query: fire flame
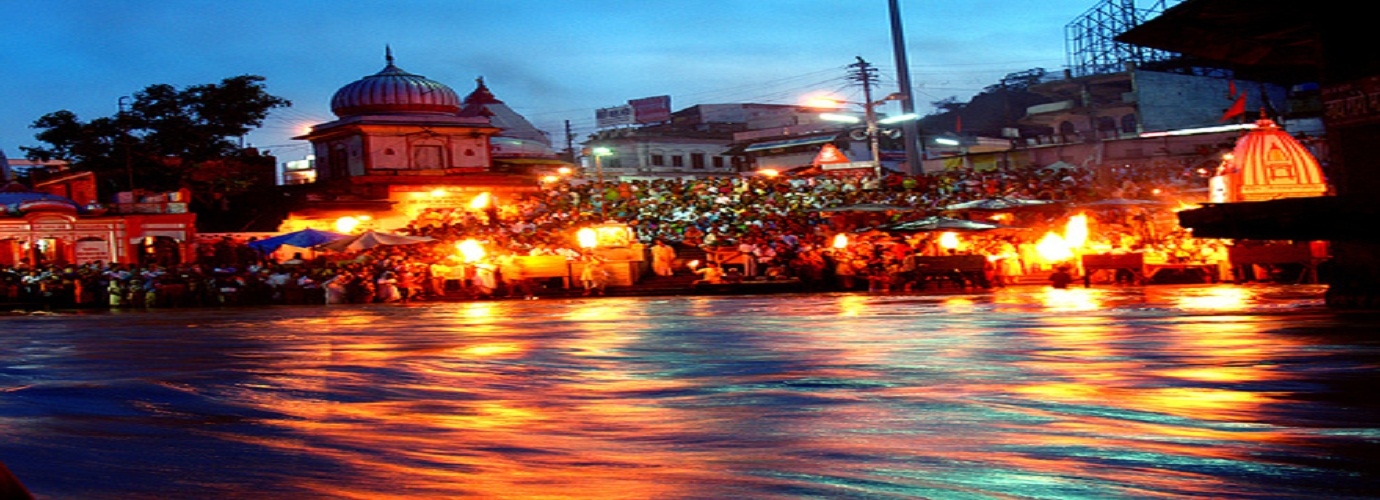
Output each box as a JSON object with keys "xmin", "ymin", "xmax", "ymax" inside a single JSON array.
[
  {"xmin": 456, "ymin": 239, "xmax": 485, "ymax": 263},
  {"xmin": 832, "ymin": 234, "xmax": 849, "ymax": 249},
  {"xmin": 469, "ymin": 192, "xmax": 491, "ymax": 210},
  {"xmin": 1035, "ymin": 231, "xmax": 1074, "ymax": 263},
  {"xmin": 576, "ymin": 227, "xmax": 598, "ymax": 249},
  {"xmin": 1064, "ymin": 213, "xmax": 1089, "ymax": 249}
]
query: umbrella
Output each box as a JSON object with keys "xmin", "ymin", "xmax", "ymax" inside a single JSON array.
[
  {"xmin": 818, "ymin": 203, "xmax": 917, "ymax": 213},
  {"xmin": 1077, "ymin": 198, "xmax": 1172, "ymax": 208},
  {"xmin": 870, "ymin": 216, "xmax": 1012, "ymax": 233},
  {"xmin": 943, "ymin": 197, "xmax": 1061, "ymax": 212},
  {"xmin": 247, "ymin": 228, "xmax": 351, "ymax": 253},
  {"xmin": 318, "ymin": 230, "xmax": 434, "ymax": 252}
]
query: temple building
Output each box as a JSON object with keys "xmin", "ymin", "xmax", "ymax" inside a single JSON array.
[
  {"xmin": 1211, "ymin": 117, "xmax": 1329, "ymax": 203},
  {"xmin": 285, "ymin": 49, "xmax": 562, "ymax": 232}
]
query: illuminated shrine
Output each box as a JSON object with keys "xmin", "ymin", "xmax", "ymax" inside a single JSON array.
[
  {"xmin": 1211, "ymin": 118, "xmax": 1329, "ymax": 203},
  {"xmin": 284, "ymin": 49, "xmax": 566, "ymax": 232}
]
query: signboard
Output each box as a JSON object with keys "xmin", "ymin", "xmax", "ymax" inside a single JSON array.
[
  {"xmin": 629, "ymin": 95, "xmax": 671, "ymax": 124},
  {"xmin": 74, "ymin": 239, "xmax": 111, "ymax": 264},
  {"xmin": 1323, "ymin": 75, "xmax": 1380, "ymax": 127},
  {"xmin": 596, "ymin": 105, "xmax": 634, "ymax": 128},
  {"xmin": 821, "ymin": 161, "xmax": 879, "ymax": 171},
  {"xmin": 597, "ymin": 95, "xmax": 673, "ymax": 128}
]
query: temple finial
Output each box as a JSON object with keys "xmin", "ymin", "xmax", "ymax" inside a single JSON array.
[{"xmin": 385, "ymin": 45, "xmax": 394, "ymax": 66}]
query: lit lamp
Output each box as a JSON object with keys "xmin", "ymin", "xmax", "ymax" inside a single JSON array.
[
  {"xmin": 335, "ymin": 216, "xmax": 362, "ymax": 233},
  {"xmin": 939, "ymin": 232, "xmax": 960, "ymax": 252},
  {"xmin": 576, "ymin": 227, "xmax": 598, "ymax": 252},
  {"xmin": 456, "ymin": 239, "xmax": 485, "ymax": 263},
  {"xmin": 832, "ymin": 233, "xmax": 849, "ymax": 250},
  {"xmin": 808, "ymin": 89, "xmax": 915, "ymax": 178}
]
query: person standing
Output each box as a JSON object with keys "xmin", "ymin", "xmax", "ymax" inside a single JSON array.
[
  {"xmin": 580, "ymin": 257, "xmax": 609, "ymax": 296},
  {"xmin": 650, "ymin": 240, "xmax": 677, "ymax": 277}
]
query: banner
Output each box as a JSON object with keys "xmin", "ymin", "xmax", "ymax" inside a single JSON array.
[
  {"xmin": 596, "ymin": 105, "xmax": 634, "ymax": 128},
  {"xmin": 629, "ymin": 95, "xmax": 671, "ymax": 124}
]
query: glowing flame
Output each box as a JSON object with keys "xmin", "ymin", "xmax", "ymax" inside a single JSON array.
[
  {"xmin": 687, "ymin": 259, "xmax": 699, "ymax": 269},
  {"xmin": 470, "ymin": 192, "xmax": 491, "ymax": 209},
  {"xmin": 334, "ymin": 216, "xmax": 361, "ymax": 233},
  {"xmin": 456, "ymin": 239, "xmax": 485, "ymax": 263},
  {"xmin": 1065, "ymin": 213, "xmax": 1089, "ymax": 249},
  {"xmin": 759, "ymin": 168, "xmax": 779, "ymax": 177},
  {"xmin": 576, "ymin": 227, "xmax": 598, "ymax": 249},
  {"xmin": 430, "ymin": 188, "xmax": 447, "ymax": 198},
  {"xmin": 939, "ymin": 232, "xmax": 959, "ymax": 250},
  {"xmin": 1035, "ymin": 231, "xmax": 1074, "ymax": 263},
  {"xmin": 832, "ymin": 234, "xmax": 849, "ymax": 249}
]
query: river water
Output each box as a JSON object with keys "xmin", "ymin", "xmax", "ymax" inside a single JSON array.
[{"xmin": 3, "ymin": 284, "xmax": 1379, "ymax": 499}]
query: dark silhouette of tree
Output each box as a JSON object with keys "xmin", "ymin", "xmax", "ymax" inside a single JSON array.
[{"xmin": 22, "ymin": 75, "xmax": 290, "ymax": 214}]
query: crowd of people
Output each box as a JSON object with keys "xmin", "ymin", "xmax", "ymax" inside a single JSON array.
[{"xmin": 4, "ymin": 158, "xmax": 1252, "ymax": 310}]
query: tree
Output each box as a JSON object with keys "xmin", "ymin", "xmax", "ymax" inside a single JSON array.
[{"xmin": 22, "ymin": 75, "xmax": 290, "ymax": 207}]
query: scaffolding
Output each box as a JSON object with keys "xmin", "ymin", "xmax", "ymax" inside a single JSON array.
[{"xmin": 1065, "ymin": 0, "xmax": 1181, "ymax": 78}]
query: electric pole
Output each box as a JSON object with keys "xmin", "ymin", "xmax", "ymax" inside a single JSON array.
[
  {"xmin": 889, "ymin": 0, "xmax": 923, "ymax": 175},
  {"xmin": 849, "ymin": 57, "xmax": 883, "ymax": 178}
]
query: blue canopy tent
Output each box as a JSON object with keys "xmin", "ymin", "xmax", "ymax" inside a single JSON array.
[{"xmin": 247, "ymin": 228, "xmax": 351, "ymax": 254}]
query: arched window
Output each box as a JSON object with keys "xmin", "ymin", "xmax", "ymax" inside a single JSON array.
[
  {"xmin": 1058, "ymin": 121, "xmax": 1077, "ymax": 137},
  {"xmin": 328, "ymin": 145, "xmax": 349, "ymax": 179},
  {"xmin": 412, "ymin": 145, "xmax": 445, "ymax": 169},
  {"xmin": 1121, "ymin": 114, "xmax": 1137, "ymax": 134}
]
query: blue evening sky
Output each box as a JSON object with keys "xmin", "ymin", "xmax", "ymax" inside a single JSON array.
[{"xmin": 2, "ymin": 0, "xmax": 1099, "ymax": 161}]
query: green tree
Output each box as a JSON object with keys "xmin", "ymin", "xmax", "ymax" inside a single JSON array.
[{"xmin": 22, "ymin": 75, "xmax": 290, "ymax": 207}]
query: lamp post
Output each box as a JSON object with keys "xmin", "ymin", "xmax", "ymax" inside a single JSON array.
[
  {"xmin": 118, "ymin": 96, "xmax": 134, "ymax": 193},
  {"xmin": 814, "ymin": 97, "xmax": 916, "ymax": 179},
  {"xmin": 590, "ymin": 147, "xmax": 613, "ymax": 220}
]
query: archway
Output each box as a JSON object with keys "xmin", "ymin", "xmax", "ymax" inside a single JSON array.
[
  {"xmin": 138, "ymin": 236, "xmax": 182, "ymax": 268},
  {"xmin": 31, "ymin": 238, "xmax": 72, "ymax": 267},
  {"xmin": 0, "ymin": 239, "xmax": 21, "ymax": 267}
]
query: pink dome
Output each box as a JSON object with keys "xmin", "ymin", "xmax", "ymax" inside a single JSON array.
[{"xmin": 330, "ymin": 50, "xmax": 460, "ymax": 118}]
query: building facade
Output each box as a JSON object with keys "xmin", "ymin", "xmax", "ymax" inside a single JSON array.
[{"xmin": 287, "ymin": 50, "xmax": 551, "ymax": 231}]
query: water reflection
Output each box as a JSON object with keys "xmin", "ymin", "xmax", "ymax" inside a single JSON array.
[{"xmin": 2, "ymin": 284, "xmax": 1377, "ymax": 498}]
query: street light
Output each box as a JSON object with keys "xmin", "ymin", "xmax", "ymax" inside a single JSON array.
[
  {"xmin": 812, "ymin": 95, "xmax": 915, "ymax": 179},
  {"xmin": 590, "ymin": 146, "xmax": 613, "ymax": 219}
]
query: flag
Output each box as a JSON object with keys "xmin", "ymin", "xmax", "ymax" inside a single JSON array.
[
  {"xmin": 1221, "ymin": 91, "xmax": 1247, "ymax": 122},
  {"xmin": 1227, "ymin": 80, "xmax": 1237, "ymax": 100},
  {"xmin": 955, "ymin": 114, "xmax": 963, "ymax": 133}
]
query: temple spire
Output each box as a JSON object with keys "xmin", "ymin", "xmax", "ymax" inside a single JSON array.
[{"xmin": 385, "ymin": 45, "xmax": 394, "ymax": 66}]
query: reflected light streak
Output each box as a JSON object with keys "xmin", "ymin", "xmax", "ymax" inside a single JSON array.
[
  {"xmin": 462, "ymin": 302, "xmax": 495, "ymax": 319},
  {"xmin": 1176, "ymin": 287, "xmax": 1250, "ymax": 310},
  {"xmin": 836, "ymin": 295, "xmax": 868, "ymax": 316},
  {"xmin": 1039, "ymin": 287, "xmax": 1101, "ymax": 311},
  {"xmin": 461, "ymin": 343, "xmax": 523, "ymax": 357}
]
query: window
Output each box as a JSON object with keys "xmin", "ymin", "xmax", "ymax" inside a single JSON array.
[
  {"xmin": 671, "ymin": 155, "xmax": 684, "ymax": 168},
  {"xmin": 329, "ymin": 145, "xmax": 349, "ymax": 179},
  {"xmin": 712, "ymin": 156, "xmax": 725, "ymax": 168},
  {"xmin": 691, "ymin": 153, "xmax": 706, "ymax": 169},
  {"xmin": 651, "ymin": 154, "xmax": 665, "ymax": 166},
  {"xmin": 413, "ymin": 145, "xmax": 444, "ymax": 169},
  {"xmin": 1121, "ymin": 114, "xmax": 1137, "ymax": 134}
]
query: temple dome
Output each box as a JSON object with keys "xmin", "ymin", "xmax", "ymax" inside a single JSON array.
[{"xmin": 330, "ymin": 49, "xmax": 461, "ymax": 118}]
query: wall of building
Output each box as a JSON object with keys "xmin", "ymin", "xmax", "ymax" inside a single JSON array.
[{"xmin": 1136, "ymin": 70, "xmax": 1289, "ymax": 132}]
